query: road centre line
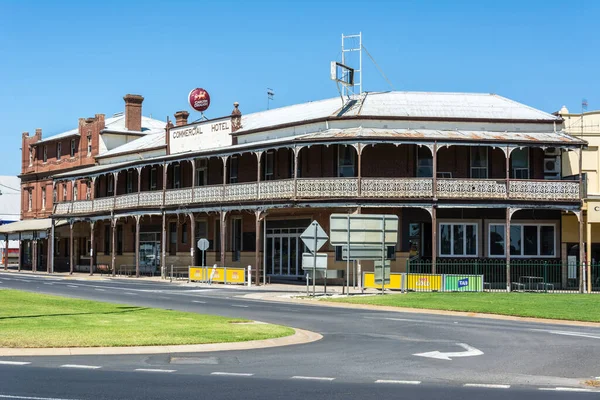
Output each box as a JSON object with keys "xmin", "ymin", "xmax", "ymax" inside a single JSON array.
[
  {"xmin": 463, "ymin": 384, "xmax": 510, "ymax": 389},
  {"xmin": 124, "ymin": 292, "xmax": 137, "ymax": 296},
  {"xmin": 375, "ymin": 380, "xmax": 421, "ymax": 385},
  {"xmin": 134, "ymin": 368, "xmax": 176, "ymax": 373},
  {"xmin": 530, "ymin": 329, "xmax": 600, "ymax": 340},
  {"xmin": 538, "ymin": 387, "xmax": 593, "ymax": 392},
  {"xmin": 231, "ymin": 305, "xmax": 249, "ymax": 308},
  {"xmin": 211, "ymin": 372, "xmax": 254, "ymax": 376},
  {"xmin": 66, "ymin": 285, "xmax": 78, "ymax": 288},
  {"xmin": 0, "ymin": 394, "xmax": 80, "ymax": 400},
  {"xmin": 94, "ymin": 288, "xmax": 105, "ymax": 291},
  {"xmin": 291, "ymin": 376, "xmax": 335, "ymax": 381},
  {"xmin": 60, "ymin": 364, "xmax": 101, "ymax": 369},
  {"xmin": 0, "ymin": 361, "xmax": 31, "ymax": 366},
  {"xmin": 192, "ymin": 300, "xmax": 206, "ymax": 304}
]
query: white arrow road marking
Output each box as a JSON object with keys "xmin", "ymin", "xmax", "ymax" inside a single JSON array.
[{"xmin": 413, "ymin": 343, "xmax": 483, "ymax": 361}]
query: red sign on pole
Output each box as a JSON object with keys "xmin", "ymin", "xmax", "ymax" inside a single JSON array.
[{"xmin": 188, "ymin": 88, "xmax": 211, "ymax": 112}]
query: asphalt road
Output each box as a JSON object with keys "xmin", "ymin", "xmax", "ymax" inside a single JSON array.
[{"xmin": 1, "ymin": 272, "xmax": 599, "ymax": 400}]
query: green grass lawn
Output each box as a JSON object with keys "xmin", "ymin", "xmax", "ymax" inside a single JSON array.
[
  {"xmin": 324, "ymin": 292, "xmax": 600, "ymax": 322},
  {"xmin": 0, "ymin": 289, "xmax": 293, "ymax": 348}
]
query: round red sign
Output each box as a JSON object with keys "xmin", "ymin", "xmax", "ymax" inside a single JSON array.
[{"xmin": 188, "ymin": 88, "xmax": 211, "ymax": 112}]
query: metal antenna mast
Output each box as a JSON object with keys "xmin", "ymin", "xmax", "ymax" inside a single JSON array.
[
  {"xmin": 341, "ymin": 32, "xmax": 362, "ymax": 97},
  {"xmin": 267, "ymin": 88, "xmax": 275, "ymax": 110}
]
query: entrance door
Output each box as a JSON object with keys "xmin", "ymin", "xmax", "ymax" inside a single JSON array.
[
  {"xmin": 139, "ymin": 232, "xmax": 161, "ymax": 273},
  {"xmin": 266, "ymin": 226, "xmax": 306, "ymax": 277}
]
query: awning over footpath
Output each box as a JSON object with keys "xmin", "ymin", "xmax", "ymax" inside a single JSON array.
[{"xmin": 0, "ymin": 219, "xmax": 67, "ymax": 240}]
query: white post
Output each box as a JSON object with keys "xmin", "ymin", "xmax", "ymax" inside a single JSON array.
[{"xmin": 247, "ymin": 265, "xmax": 251, "ymax": 287}]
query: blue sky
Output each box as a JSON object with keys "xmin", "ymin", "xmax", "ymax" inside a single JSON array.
[{"xmin": 1, "ymin": 0, "xmax": 598, "ymax": 176}]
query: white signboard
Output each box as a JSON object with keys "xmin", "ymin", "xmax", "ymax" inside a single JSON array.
[
  {"xmin": 302, "ymin": 253, "xmax": 328, "ymax": 270},
  {"xmin": 169, "ymin": 118, "xmax": 233, "ymax": 155},
  {"xmin": 329, "ymin": 214, "xmax": 398, "ymax": 246},
  {"xmin": 300, "ymin": 221, "xmax": 329, "ymax": 254}
]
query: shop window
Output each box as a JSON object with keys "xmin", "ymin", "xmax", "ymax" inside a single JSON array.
[
  {"xmin": 117, "ymin": 225, "xmax": 123, "ymax": 255},
  {"xmin": 169, "ymin": 222, "xmax": 177, "ymax": 255},
  {"xmin": 231, "ymin": 218, "xmax": 242, "ymax": 262},
  {"xmin": 439, "ymin": 223, "xmax": 477, "ymax": 257},
  {"xmin": 104, "ymin": 225, "xmax": 110, "ymax": 255},
  {"xmin": 488, "ymin": 224, "xmax": 555, "ymax": 257},
  {"xmin": 182, "ymin": 223, "xmax": 188, "ymax": 244}
]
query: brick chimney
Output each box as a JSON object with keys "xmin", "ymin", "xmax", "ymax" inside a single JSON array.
[
  {"xmin": 123, "ymin": 94, "xmax": 144, "ymax": 132},
  {"xmin": 174, "ymin": 111, "xmax": 189, "ymax": 126},
  {"xmin": 231, "ymin": 102, "xmax": 242, "ymax": 132}
]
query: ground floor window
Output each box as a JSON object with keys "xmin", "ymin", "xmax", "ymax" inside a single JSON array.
[
  {"xmin": 439, "ymin": 223, "xmax": 477, "ymax": 257},
  {"xmin": 488, "ymin": 223, "xmax": 555, "ymax": 257}
]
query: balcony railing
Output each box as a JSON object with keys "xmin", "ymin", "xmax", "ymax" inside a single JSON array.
[{"xmin": 53, "ymin": 177, "xmax": 581, "ymax": 215}]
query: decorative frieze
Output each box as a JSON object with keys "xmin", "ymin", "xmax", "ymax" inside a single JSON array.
[
  {"xmin": 437, "ymin": 179, "xmax": 507, "ymax": 199},
  {"xmin": 259, "ymin": 179, "xmax": 294, "ymax": 200},
  {"xmin": 296, "ymin": 178, "xmax": 358, "ymax": 198},
  {"xmin": 361, "ymin": 178, "xmax": 433, "ymax": 198},
  {"xmin": 509, "ymin": 180, "xmax": 579, "ymax": 201}
]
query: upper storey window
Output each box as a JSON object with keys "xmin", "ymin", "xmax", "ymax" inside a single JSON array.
[
  {"xmin": 470, "ymin": 147, "xmax": 488, "ymax": 179},
  {"xmin": 337, "ymin": 145, "xmax": 356, "ymax": 178},
  {"xmin": 87, "ymin": 134, "xmax": 92, "ymax": 155},
  {"xmin": 416, "ymin": 146, "xmax": 433, "ymax": 178},
  {"xmin": 43, "ymin": 146, "xmax": 47, "ymax": 163},
  {"xmin": 511, "ymin": 148, "xmax": 529, "ymax": 179},
  {"xmin": 56, "ymin": 142, "xmax": 62, "ymax": 160},
  {"xmin": 70, "ymin": 139, "xmax": 76, "ymax": 157}
]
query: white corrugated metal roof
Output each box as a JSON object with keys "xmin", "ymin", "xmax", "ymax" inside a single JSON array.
[
  {"xmin": 97, "ymin": 132, "xmax": 166, "ymax": 158},
  {"xmin": 0, "ymin": 176, "xmax": 20, "ymax": 222},
  {"xmin": 237, "ymin": 91, "xmax": 560, "ymax": 133},
  {"xmin": 36, "ymin": 115, "xmax": 166, "ymax": 144}
]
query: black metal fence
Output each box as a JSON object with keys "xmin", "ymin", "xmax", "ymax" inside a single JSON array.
[{"xmin": 406, "ymin": 258, "xmax": 600, "ymax": 293}]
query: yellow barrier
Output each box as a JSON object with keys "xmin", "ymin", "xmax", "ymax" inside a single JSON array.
[
  {"xmin": 363, "ymin": 272, "xmax": 403, "ymax": 290},
  {"xmin": 406, "ymin": 274, "xmax": 442, "ymax": 291},
  {"xmin": 189, "ymin": 266, "xmax": 246, "ymax": 284}
]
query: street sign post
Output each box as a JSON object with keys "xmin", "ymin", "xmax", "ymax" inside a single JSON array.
[
  {"xmin": 330, "ymin": 214, "xmax": 398, "ymax": 295},
  {"xmin": 300, "ymin": 221, "xmax": 329, "ymax": 296},
  {"xmin": 197, "ymin": 238, "xmax": 209, "ymax": 270}
]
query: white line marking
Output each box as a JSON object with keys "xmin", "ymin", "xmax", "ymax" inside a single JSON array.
[
  {"xmin": 124, "ymin": 292, "xmax": 137, "ymax": 296},
  {"xmin": 375, "ymin": 380, "xmax": 421, "ymax": 385},
  {"xmin": 291, "ymin": 376, "xmax": 335, "ymax": 381},
  {"xmin": 464, "ymin": 384, "xmax": 510, "ymax": 389},
  {"xmin": 60, "ymin": 364, "xmax": 101, "ymax": 369},
  {"xmin": 134, "ymin": 368, "xmax": 176, "ymax": 373},
  {"xmin": 231, "ymin": 305, "xmax": 249, "ymax": 308},
  {"xmin": 211, "ymin": 372, "xmax": 254, "ymax": 376},
  {"xmin": 192, "ymin": 300, "xmax": 206, "ymax": 304},
  {"xmin": 531, "ymin": 329, "xmax": 600, "ymax": 340},
  {"xmin": 0, "ymin": 361, "xmax": 31, "ymax": 366},
  {"xmin": 539, "ymin": 387, "xmax": 592, "ymax": 392},
  {"xmin": 94, "ymin": 288, "xmax": 105, "ymax": 292},
  {"xmin": 157, "ymin": 296, "xmax": 171, "ymax": 300},
  {"xmin": 43, "ymin": 283, "xmax": 52, "ymax": 285},
  {"xmin": 66, "ymin": 285, "xmax": 78, "ymax": 288},
  {"xmin": 0, "ymin": 395, "xmax": 80, "ymax": 400}
]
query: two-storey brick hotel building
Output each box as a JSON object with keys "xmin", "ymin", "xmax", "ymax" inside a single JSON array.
[{"xmin": 3, "ymin": 91, "xmax": 588, "ymax": 290}]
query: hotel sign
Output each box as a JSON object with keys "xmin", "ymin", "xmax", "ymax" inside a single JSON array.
[{"xmin": 169, "ymin": 118, "xmax": 232, "ymax": 154}]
